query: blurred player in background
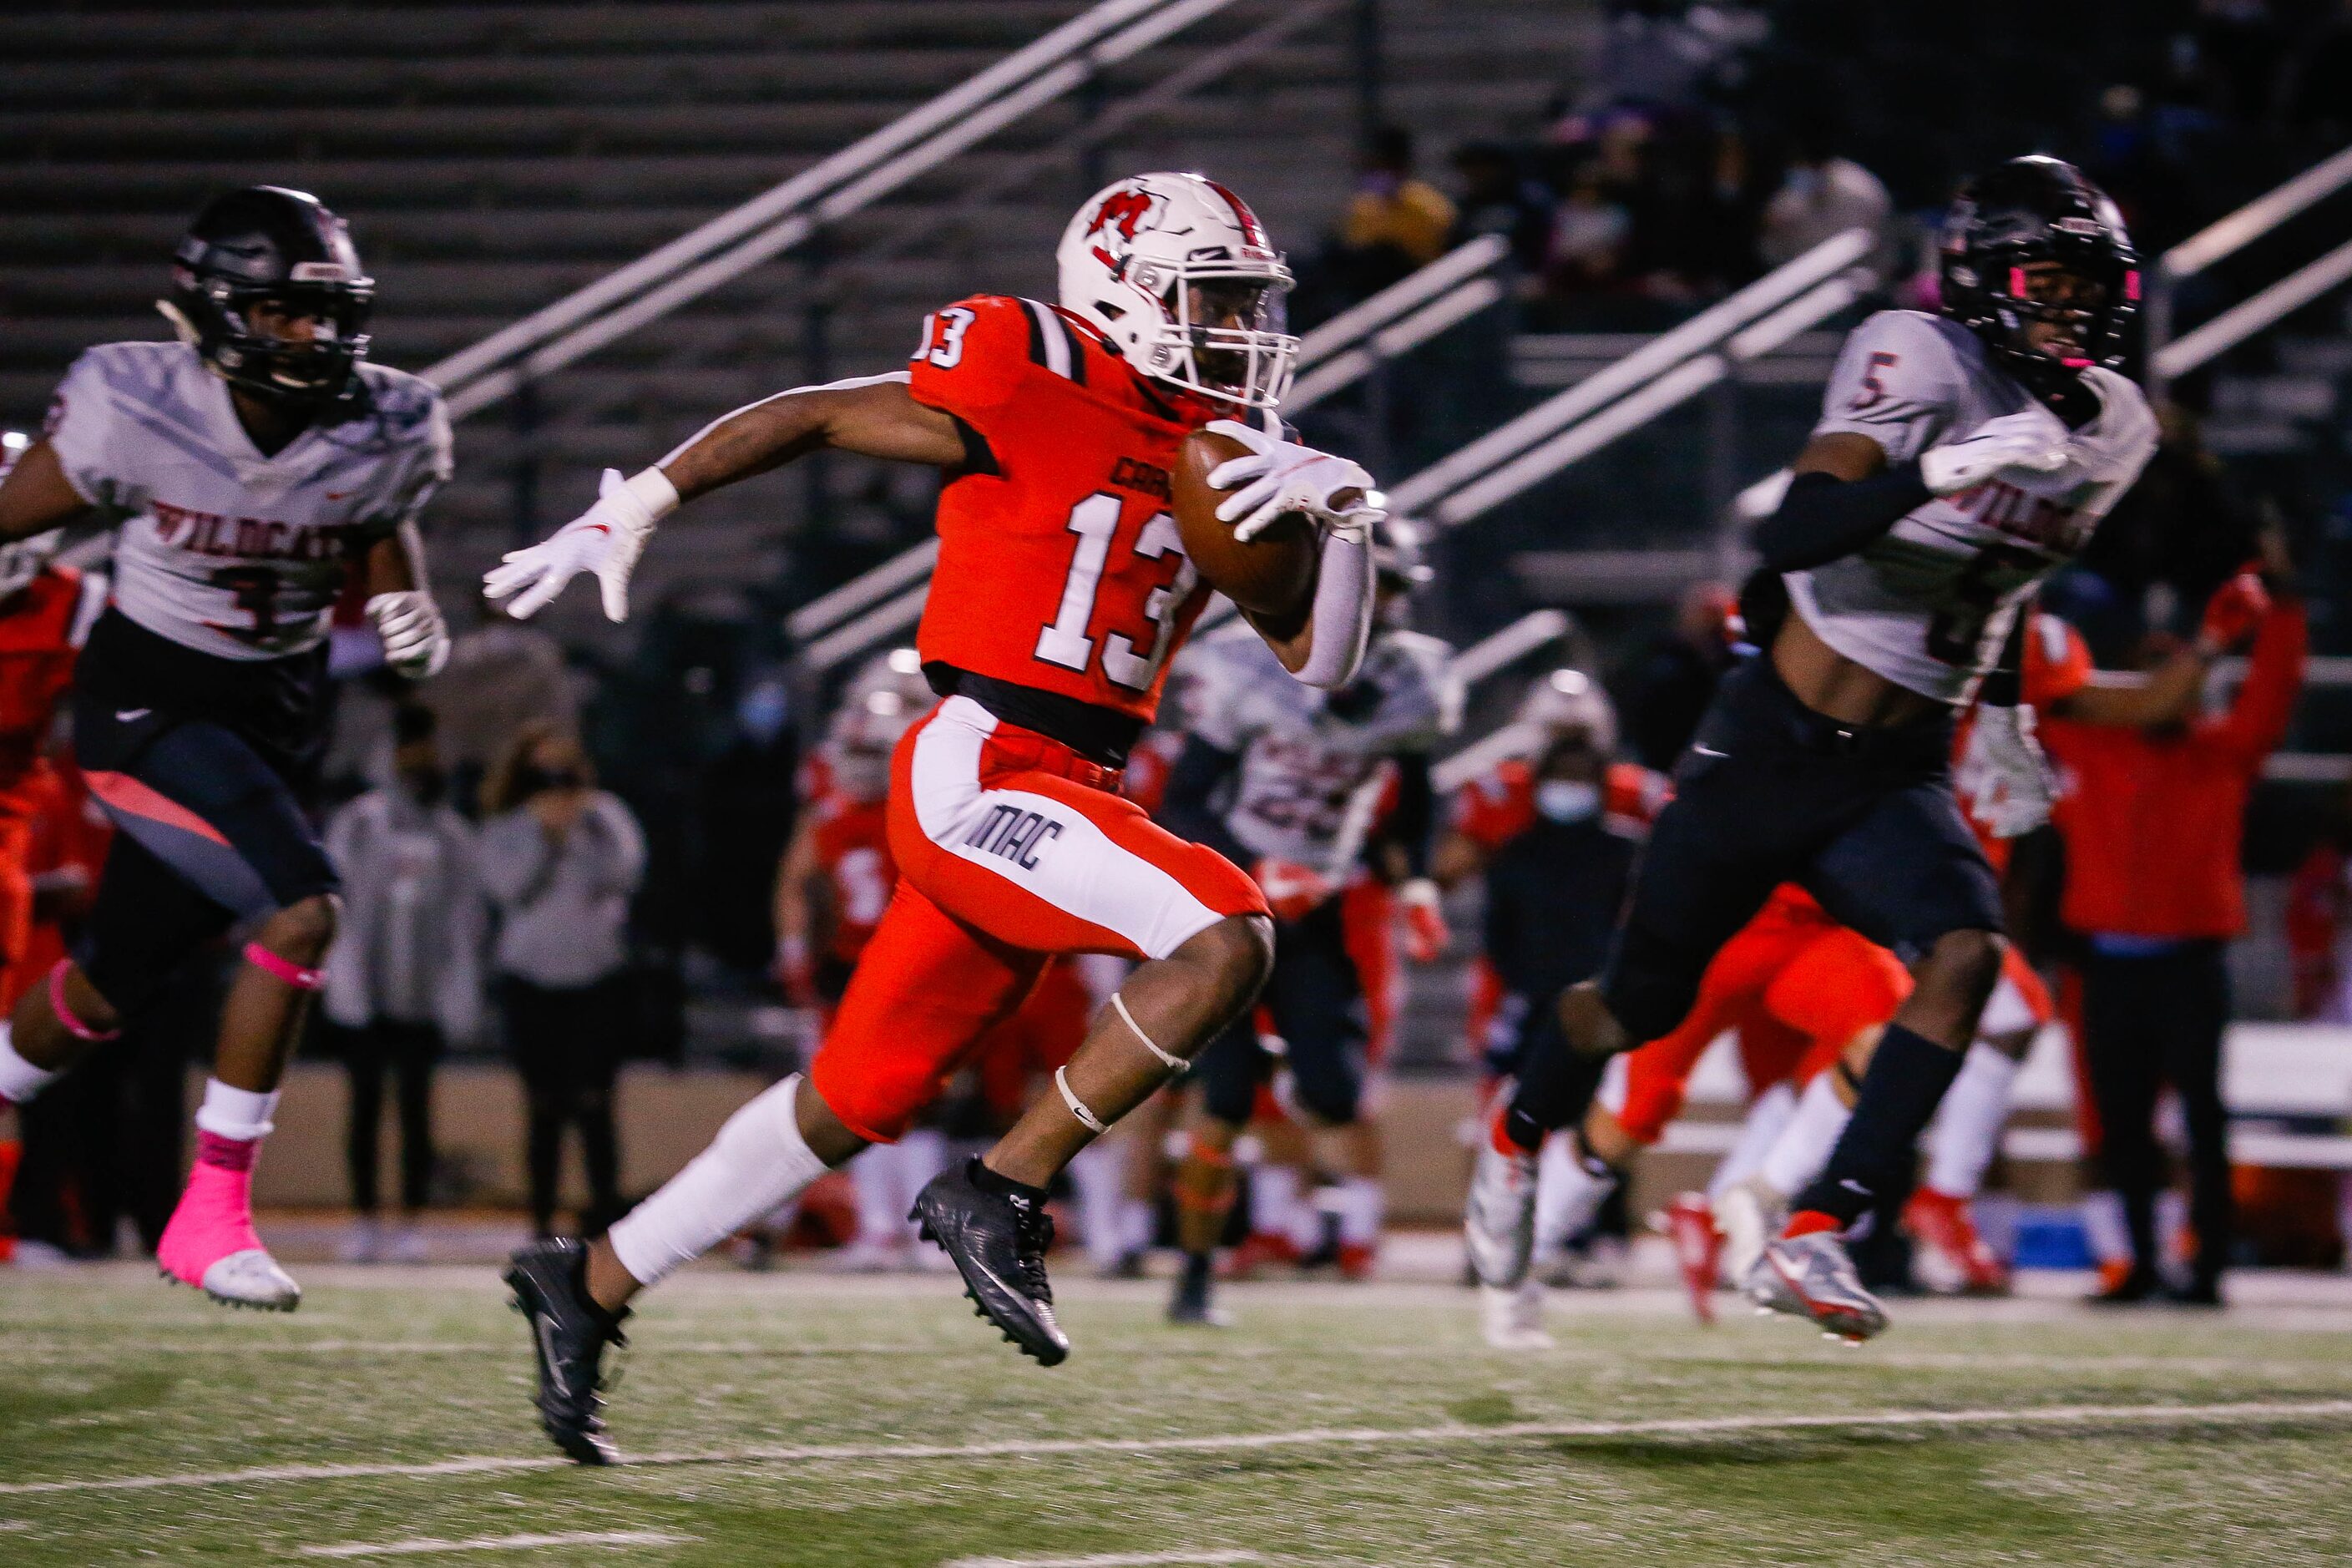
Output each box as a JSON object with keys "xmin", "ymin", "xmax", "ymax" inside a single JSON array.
[
  {"xmin": 1469, "ymin": 155, "xmax": 2157, "ymax": 1341},
  {"xmin": 0, "ymin": 186, "xmax": 451, "ymax": 1312},
  {"xmin": 1157, "ymin": 518, "xmax": 1456, "ymax": 1325},
  {"xmin": 492, "ymin": 172, "xmax": 1384, "ymax": 1462},
  {"xmin": 2047, "ymin": 556, "xmax": 2304, "ymax": 1304}
]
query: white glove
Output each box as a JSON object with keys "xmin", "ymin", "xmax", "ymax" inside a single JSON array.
[
  {"xmin": 1203, "ymin": 419, "xmax": 1383, "ymax": 543},
  {"xmin": 1918, "ymin": 410, "xmax": 2071, "ymax": 497},
  {"xmin": 365, "ymin": 590, "xmax": 449, "ymax": 680},
  {"xmin": 483, "ymin": 466, "xmax": 677, "ymax": 622},
  {"xmin": 1958, "ymin": 702, "xmax": 2057, "ymax": 839}
]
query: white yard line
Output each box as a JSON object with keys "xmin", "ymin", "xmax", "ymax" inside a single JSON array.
[
  {"xmin": 6, "ymin": 1398, "xmax": 2349, "ymax": 1500},
  {"xmin": 300, "ymin": 1530, "xmax": 690, "ymax": 1558},
  {"xmin": 943, "ymin": 1554, "xmax": 1261, "ymax": 1568}
]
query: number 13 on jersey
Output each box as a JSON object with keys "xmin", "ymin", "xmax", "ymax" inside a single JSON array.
[{"xmin": 1034, "ymin": 493, "xmax": 1198, "ymax": 692}]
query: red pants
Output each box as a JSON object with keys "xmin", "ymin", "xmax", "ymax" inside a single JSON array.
[
  {"xmin": 1612, "ymin": 893, "xmax": 1909, "ymax": 1146},
  {"xmin": 812, "ymin": 697, "xmax": 1266, "ymax": 1141}
]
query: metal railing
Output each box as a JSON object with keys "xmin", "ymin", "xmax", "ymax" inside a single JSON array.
[
  {"xmin": 1384, "ymin": 227, "xmax": 1875, "ymax": 525},
  {"xmin": 423, "ymin": 0, "xmax": 1249, "ymax": 420},
  {"xmin": 2146, "ymin": 143, "xmax": 2352, "ymax": 397},
  {"xmin": 794, "ymin": 235, "xmax": 1517, "ymax": 670}
]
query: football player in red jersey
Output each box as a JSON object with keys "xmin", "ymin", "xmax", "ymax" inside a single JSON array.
[{"xmin": 489, "ymin": 173, "xmax": 1383, "ymax": 1463}]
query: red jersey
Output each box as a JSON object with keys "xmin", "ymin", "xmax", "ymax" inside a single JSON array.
[
  {"xmin": 1955, "ymin": 610, "xmax": 2093, "ymax": 873},
  {"xmin": 907, "ymin": 295, "xmax": 1217, "ymax": 725},
  {"xmin": 807, "ymin": 790, "xmax": 897, "ymax": 965},
  {"xmin": 0, "ymin": 568, "xmax": 92, "ymax": 816},
  {"xmin": 2046, "ymin": 599, "xmax": 2305, "ymax": 939},
  {"xmin": 1449, "ymin": 758, "xmax": 1667, "ymax": 849}
]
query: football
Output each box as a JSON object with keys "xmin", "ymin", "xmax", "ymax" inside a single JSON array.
[{"xmin": 1171, "ymin": 427, "xmax": 1333, "ymax": 620}]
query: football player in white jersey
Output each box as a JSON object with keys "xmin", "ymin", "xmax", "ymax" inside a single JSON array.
[
  {"xmin": 1157, "ymin": 518, "xmax": 1458, "ymax": 1324},
  {"xmin": 0, "ymin": 187, "xmax": 452, "ymax": 1310},
  {"xmin": 1467, "ymin": 155, "xmax": 2157, "ymax": 1341}
]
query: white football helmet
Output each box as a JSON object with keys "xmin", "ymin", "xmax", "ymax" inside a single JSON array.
[
  {"xmin": 1516, "ymin": 667, "xmax": 1617, "ymax": 756},
  {"xmin": 0, "ymin": 529, "xmax": 64, "ymax": 601},
  {"xmin": 1056, "ymin": 172, "xmax": 1299, "ymax": 410},
  {"xmin": 824, "ymin": 686, "xmax": 920, "ymax": 804}
]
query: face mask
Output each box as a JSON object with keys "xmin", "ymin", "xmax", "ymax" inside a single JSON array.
[{"xmin": 1535, "ymin": 779, "xmax": 1601, "ymax": 823}]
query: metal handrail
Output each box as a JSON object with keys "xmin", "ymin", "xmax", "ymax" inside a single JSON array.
[
  {"xmin": 2152, "ymin": 235, "xmax": 2352, "ymax": 382},
  {"xmin": 1385, "ymin": 227, "xmax": 1874, "ymax": 514},
  {"xmin": 1420, "ymin": 267, "xmax": 1874, "ymax": 528},
  {"xmin": 2146, "ymin": 144, "xmax": 2352, "ymax": 397},
  {"xmin": 426, "ymin": 0, "xmax": 1243, "ymax": 418}
]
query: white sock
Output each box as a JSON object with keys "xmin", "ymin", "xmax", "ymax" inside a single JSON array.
[
  {"xmin": 194, "ymin": 1078, "xmax": 280, "ymax": 1142},
  {"xmin": 1249, "ymin": 1162, "xmax": 1300, "ymax": 1238},
  {"xmin": 1333, "ymin": 1176, "xmax": 1383, "ymax": 1248},
  {"xmin": 1535, "ymin": 1136, "xmax": 1617, "ymax": 1255},
  {"xmin": 608, "ymin": 1074, "xmax": 830, "ymax": 1286},
  {"xmin": 850, "ymin": 1140, "xmax": 907, "ymax": 1249},
  {"xmin": 0, "ymin": 1027, "xmax": 59, "ymax": 1105},
  {"xmin": 896, "ymin": 1130, "xmax": 948, "ymax": 1233},
  {"xmin": 2080, "ymin": 1187, "xmax": 2131, "ymax": 1266},
  {"xmin": 1759, "ymin": 1071, "xmax": 1850, "ymax": 1198},
  {"xmin": 1924, "ymin": 1042, "xmax": 2021, "ymax": 1199},
  {"xmin": 1068, "ymin": 1141, "xmax": 1126, "ymax": 1270},
  {"xmin": 1710, "ymin": 1081, "xmax": 1798, "ymax": 1201}
]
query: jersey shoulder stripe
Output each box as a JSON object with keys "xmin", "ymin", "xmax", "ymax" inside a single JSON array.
[{"xmin": 1019, "ymin": 298, "xmax": 1090, "ymax": 387}]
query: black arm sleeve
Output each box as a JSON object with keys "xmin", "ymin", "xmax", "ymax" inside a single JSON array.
[
  {"xmin": 1977, "ymin": 610, "xmax": 2029, "ymax": 708},
  {"xmin": 1158, "ymin": 734, "xmax": 1250, "ymax": 864},
  {"xmin": 1750, "ymin": 463, "xmax": 1933, "ymax": 573},
  {"xmin": 1377, "ymin": 751, "xmax": 1438, "ymax": 879}
]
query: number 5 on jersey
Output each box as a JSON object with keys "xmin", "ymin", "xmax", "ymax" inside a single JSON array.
[{"xmin": 1034, "ymin": 493, "xmax": 1196, "ymax": 692}]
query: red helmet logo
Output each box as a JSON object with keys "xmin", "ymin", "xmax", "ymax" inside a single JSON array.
[{"xmin": 1088, "ymin": 188, "xmax": 1157, "ymax": 245}]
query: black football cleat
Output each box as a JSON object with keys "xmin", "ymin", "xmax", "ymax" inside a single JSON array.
[
  {"xmin": 912, "ymin": 1159, "xmax": 1071, "ymax": 1367},
  {"xmin": 504, "ymin": 1237, "xmax": 630, "ymax": 1465}
]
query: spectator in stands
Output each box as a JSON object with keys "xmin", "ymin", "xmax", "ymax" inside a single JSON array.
[
  {"xmin": 1333, "ymin": 125, "xmax": 1459, "ymax": 300},
  {"xmin": 1756, "ymin": 118, "xmax": 1891, "ymax": 270},
  {"xmin": 322, "ymin": 705, "xmax": 484, "ymax": 1263},
  {"xmin": 2044, "ymin": 553, "xmax": 2307, "ymax": 1307},
  {"xmin": 2284, "ymin": 774, "xmax": 2352, "ymax": 1021},
  {"xmin": 480, "ymin": 721, "xmax": 645, "ymax": 1238},
  {"xmin": 1449, "ymin": 142, "xmax": 1555, "ymax": 280},
  {"xmin": 1545, "ymin": 161, "xmax": 1635, "ymax": 295},
  {"xmin": 1616, "ymin": 580, "xmax": 1737, "ymax": 771},
  {"xmin": 422, "ymin": 597, "xmax": 581, "ymax": 816}
]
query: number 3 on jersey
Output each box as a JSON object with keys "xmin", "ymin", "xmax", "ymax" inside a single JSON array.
[{"xmin": 1034, "ymin": 493, "xmax": 1196, "ymax": 691}]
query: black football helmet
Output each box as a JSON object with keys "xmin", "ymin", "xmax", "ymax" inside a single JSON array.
[
  {"xmin": 1939, "ymin": 155, "xmax": 2137, "ymax": 403},
  {"xmin": 161, "ymin": 186, "xmax": 374, "ymax": 407}
]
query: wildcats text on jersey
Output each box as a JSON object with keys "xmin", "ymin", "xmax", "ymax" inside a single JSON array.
[{"xmin": 149, "ymin": 500, "xmax": 362, "ymax": 564}]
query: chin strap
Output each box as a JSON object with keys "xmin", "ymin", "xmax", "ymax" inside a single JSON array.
[{"xmin": 244, "ymin": 941, "xmax": 324, "ymax": 991}]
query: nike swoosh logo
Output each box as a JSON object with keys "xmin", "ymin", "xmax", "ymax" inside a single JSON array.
[
  {"xmin": 114, "ymin": 708, "xmax": 150, "ymax": 722},
  {"xmin": 1692, "ymin": 744, "xmax": 1727, "ymax": 758},
  {"xmin": 326, "ymin": 490, "xmax": 352, "ymax": 501}
]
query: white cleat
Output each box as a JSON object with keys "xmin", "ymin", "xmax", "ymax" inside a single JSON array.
[
  {"xmin": 195, "ymin": 1248, "xmax": 302, "ymax": 1312},
  {"xmin": 1464, "ymin": 1133, "xmax": 1540, "ymax": 1288},
  {"xmin": 1714, "ymin": 1175, "xmax": 1788, "ymax": 1288},
  {"xmin": 1479, "ymin": 1278, "xmax": 1554, "ymax": 1350}
]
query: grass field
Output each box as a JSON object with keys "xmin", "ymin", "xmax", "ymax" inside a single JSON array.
[{"xmin": 6, "ymin": 1261, "xmax": 2352, "ymax": 1566}]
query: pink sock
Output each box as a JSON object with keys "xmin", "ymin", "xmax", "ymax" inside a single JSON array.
[{"xmin": 156, "ymin": 1136, "xmax": 267, "ymax": 1285}]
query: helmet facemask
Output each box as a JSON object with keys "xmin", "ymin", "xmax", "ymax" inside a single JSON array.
[
  {"xmin": 1133, "ymin": 266, "xmax": 1298, "ymax": 410},
  {"xmin": 164, "ymin": 275, "xmax": 374, "ymax": 407}
]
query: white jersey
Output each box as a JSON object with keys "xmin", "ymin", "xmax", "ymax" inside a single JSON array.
[
  {"xmin": 1181, "ymin": 623, "xmax": 1460, "ymax": 876},
  {"xmin": 44, "ymin": 341, "xmax": 450, "ymax": 662},
  {"xmin": 1784, "ymin": 311, "xmax": 2157, "ymax": 704}
]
